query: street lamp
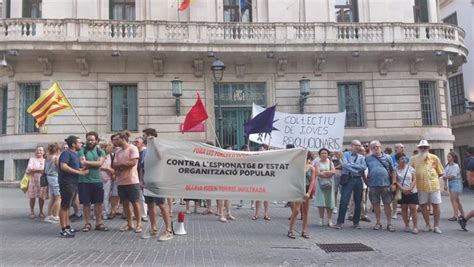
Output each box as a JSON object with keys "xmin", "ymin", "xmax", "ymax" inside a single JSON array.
[
  {"xmin": 171, "ymin": 77, "xmax": 183, "ymax": 116},
  {"xmin": 299, "ymin": 77, "xmax": 310, "ymax": 114},
  {"xmin": 211, "ymin": 58, "xmax": 226, "ymax": 145}
]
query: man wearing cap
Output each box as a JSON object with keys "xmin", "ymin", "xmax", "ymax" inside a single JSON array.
[{"xmin": 409, "ymin": 140, "xmax": 444, "ymax": 234}]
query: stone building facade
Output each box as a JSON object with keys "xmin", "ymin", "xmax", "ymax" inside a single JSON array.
[
  {"xmin": 0, "ymin": 0, "xmax": 469, "ymax": 181},
  {"xmin": 440, "ymin": 0, "xmax": 474, "ymax": 183}
]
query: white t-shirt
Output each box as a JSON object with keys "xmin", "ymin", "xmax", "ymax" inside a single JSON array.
[
  {"xmin": 444, "ymin": 163, "xmax": 461, "ymax": 181},
  {"xmin": 395, "ymin": 165, "xmax": 417, "ymax": 193}
]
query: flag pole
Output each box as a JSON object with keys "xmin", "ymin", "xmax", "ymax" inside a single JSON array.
[
  {"xmin": 207, "ymin": 118, "xmax": 222, "ymax": 148},
  {"xmin": 177, "ymin": 0, "xmax": 180, "ymax": 21},
  {"xmin": 56, "ymin": 82, "xmax": 88, "ymax": 133},
  {"xmin": 267, "ymin": 134, "xmax": 272, "ymax": 150}
]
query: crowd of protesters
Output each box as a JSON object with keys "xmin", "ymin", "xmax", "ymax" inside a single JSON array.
[{"xmin": 24, "ymin": 130, "xmax": 474, "ymax": 239}]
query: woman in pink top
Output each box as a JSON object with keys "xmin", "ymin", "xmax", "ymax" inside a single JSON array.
[
  {"xmin": 27, "ymin": 146, "xmax": 48, "ymax": 219},
  {"xmin": 111, "ymin": 131, "xmax": 142, "ymax": 233}
]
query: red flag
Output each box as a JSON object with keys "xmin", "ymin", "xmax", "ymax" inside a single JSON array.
[
  {"xmin": 178, "ymin": 0, "xmax": 192, "ymax": 11},
  {"xmin": 182, "ymin": 93, "xmax": 208, "ymax": 133}
]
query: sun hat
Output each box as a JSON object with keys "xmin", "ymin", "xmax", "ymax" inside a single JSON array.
[{"xmin": 416, "ymin": 140, "xmax": 430, "ymax": 147}]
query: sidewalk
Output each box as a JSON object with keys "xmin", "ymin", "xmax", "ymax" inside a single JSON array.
[{"xmin": 0, "ymin": 187, "xmax": 473, "ymax": 266}]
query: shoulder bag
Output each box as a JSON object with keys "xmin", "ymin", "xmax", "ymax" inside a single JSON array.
[
  {"xmin": 318, "ymin": 160, "xmax": 334, "ymax": 190},
  {"xmin": 394, "ymin": 167, "xmax": 409, "ymax": 201},
  {"xmin": 373, "ymin": 155, "xmax": 393, "ymax": 183},
  {"xmin": 20, "ymin": 173, "xmax": 30, "ymax": 193},
  {"xmin": 40, "ymin": 161, "xmax": 48, "ymax": 187},
  {"xmin": 340, "ymin": 154, "xmax": 358, "ymax": 185}
]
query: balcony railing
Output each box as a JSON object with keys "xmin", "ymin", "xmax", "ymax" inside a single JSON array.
[{"xmin": 0, "ymin": 19, "xmax": 467, "ymax": 54}]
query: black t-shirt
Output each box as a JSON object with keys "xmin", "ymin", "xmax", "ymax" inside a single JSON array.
[
  {"xmin": 58, "ymin": 149, "xmax": 80, "ymax": 185},
  {"xmin": 465, "ymin": 156, "xmax": 474, "ymax": 172}
]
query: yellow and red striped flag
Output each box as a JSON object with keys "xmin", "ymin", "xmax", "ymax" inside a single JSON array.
[{"xmin": 27, "ymin": 82, "xmax": 72, "ymax": 128}]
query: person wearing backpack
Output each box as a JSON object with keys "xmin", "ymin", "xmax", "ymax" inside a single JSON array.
[
  {"xmin": 365, "ymin": 140, "xmax": 397, "ymax": 232},
  {"xmin": 78, "ymin": 131, "xmax": 108, "ymax": 232}
]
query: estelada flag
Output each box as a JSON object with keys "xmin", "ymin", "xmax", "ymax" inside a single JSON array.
[
  {"xmin": 182, "ymin": 93, "xmax": 208, "ymax": 133},
  {"xmin": 27, "ymin": 82, "xmax": 72, "ymax": 128},
  {"xmin": 244, "ymin": 105, "xmax": 276, "ymax": 135},
  {"xmin": 178, "ymin": 0, "xmax": 192, "ymax": 11}
]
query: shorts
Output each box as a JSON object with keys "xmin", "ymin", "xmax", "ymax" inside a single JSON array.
[
  {"xmin": 418, "ymin": 191, "xmax": 442, "ymax": 205},
  {"xmin": 369, "ymin": 186, "xmax": 392, "ymax": 205},
  {"xmin": 78, "ymin": 183, "xmax": 104, "ymax": 205},
  {"xmin": 111, "ymin": 180, "xmax": 118, "ymax": 196},
  {"xmin": 448, "ymin": 179, "xmax": 463, "ymax": 193},
  {"xmin": 398, "ymin": 192, "xmax": 419, "ymax": 205},
  {"xmin": 118, "ymin": 184, "xmax": 141, "ymax": 202},
  {"xmin": 47, "ymin": 175, "xmax": 60, "ymax": 196},
  {"xmin": 334, "ymin": 175, "xmax": 341, "ymax": 188},
  {"xmin": 145, "ymin": 196, "xmax": 166, "ymax": 205},
  {"xmin": 59, "ymin": 183, "xmax": 78, "ymax": 209}
]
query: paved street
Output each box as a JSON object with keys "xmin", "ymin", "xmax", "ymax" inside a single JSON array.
[{"xmin": 0, "ymin": 187, "xmax": 473, "ymax": 266}]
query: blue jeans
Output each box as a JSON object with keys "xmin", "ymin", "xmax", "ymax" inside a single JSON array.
[{"xmin": 337, "ymin": 177, "xmax": 363, "ymax": 225}]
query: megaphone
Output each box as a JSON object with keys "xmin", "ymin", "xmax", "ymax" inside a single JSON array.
[{"xmin": 174, "ymin": 211, "xmax": 187, "ymax": 235}]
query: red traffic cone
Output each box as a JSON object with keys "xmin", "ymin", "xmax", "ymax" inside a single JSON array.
[{"xmin": 174, "ymin": 211, "xmax": 187, "ymax": 235}]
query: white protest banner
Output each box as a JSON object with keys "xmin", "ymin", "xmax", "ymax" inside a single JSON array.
[
  {"xmin": 249, "ymin": 104, "xmax": 346, "ymax": 151},
  {"xmin": 143, "ymin": 138, "xmax": 307, "ymax": 201}
]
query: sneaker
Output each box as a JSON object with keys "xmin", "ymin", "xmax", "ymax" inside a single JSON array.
[
  {"xmin": 69, "ymin": 214, "xmax": 82, "ymax": 222},
  {"xmin": 227, "ymin": 215, "xmax": 236, "ymax": 221},
  {"xmin": 422, "ymin": 225, "xmax": 433, "ymax": 232},
  {"xmin": 142, "ymin": 216, "xmax": 149, "ymax": 222},
  {"xmin": 352, "ymin": 224, "xmax": 361, "ymax": 229},
  {"xmin": 360, "ymin": 217, "xmax": 371, "ymax": 223},
  {"xmin": 404, "ymin": 226, "xmax": 410, "ymax": 233},
  {"xmin": 433, "ymin": 227, "xmax": 442, "ymax": 234},
  {"xmin": 59, "ymin": 230, "xmax": 75, "ymax": 238},
  {"xmin": 158, "ymin": 231, "xmax": 174, "ymax": 242},
  {"xmin": 328, "ymin": 221, "xmax": 334, "ymax": 228},
  {"xmin": 218, "ymin": 217, "xmax": 227, "ymax": 223},
  {"xmin": 141, "ymin": 230, "xmax": 158, "ymax": 239},
  {"xmin": 44, "ymin": 216, "xmax": 55, "ymax": 223},
  {"xmin": 458, "ymin": 216, "xmax": 468, "ymax": 231},
  {"xmin": 332, "ymin": 208, "xmax": 338, "ymax": 214},
  {"xmin": 185, "ymin": 210, "xmax": 191, "ymax": 214},
  {"xmin": 319, "ymin": 219, "xmax": 324, "ymax": 227},
  {"xmin": 448, "ymin": 216, "xmax": 458, "ymax": 222},
  {"xmin": 67, "ymin": 227, "xmax": 77, "ymax": 233},
  {"xmin": 412, "ymin": 228, "xmax": 419, "ymax": 234},
  {"xmin": 392, "ymin": 215, "xmax": 397, "ymax": 219},
  {"xmin": 333, "ymin": 224, "xmax": 343, "ymax": 230}
]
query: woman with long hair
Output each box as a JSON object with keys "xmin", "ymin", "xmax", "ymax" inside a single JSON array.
[
  {"xmin": 287, "ymin": 151, "xmax": 316, "ymax": 239},
  {"xmin": 44, "ymin": 143, "xmax": 61, "ymax": 223},
  {"xmin": 26, "ymin": 146, "xmax": 48, "ymax": 219},
  {"xmin": 443, "ymin": 152, "xmax": 465, "ymax": 221}
]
